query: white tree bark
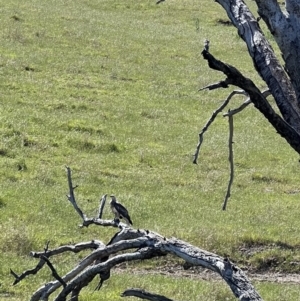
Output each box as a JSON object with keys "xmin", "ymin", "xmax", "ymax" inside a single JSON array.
[
  {"xmin": 215, "ymin": 0, "xmax": 300, "ymax": 133},
  {"xmin": 255, "ymin": 0, "xmax": 300, "ymax": 107},
  {"xmin": 14, "ymin": 229, "xmax": 263, "ymax": 301}
]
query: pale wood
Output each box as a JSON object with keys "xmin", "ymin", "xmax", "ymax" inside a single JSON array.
[
  {"xmin": 255, "ymin": 0, "xmax": 300, "ymax": 105},
  {"xmin": 215, "ymin": 0, "xmax": 300, "ymax": 131},
  {"xmin": 222, "ymin": 113, "xmax": 234, "ymax": 210},
  {"xmin": 193, "ymin": 90, "xmax": 246, "ymax": 164},
  {"xmin": 10, "ymin": 167, "xmax": 264, "ymax": 301}
]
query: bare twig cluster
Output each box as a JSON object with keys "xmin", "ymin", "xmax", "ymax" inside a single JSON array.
[{"xmin": 194, "ymin": 41, "xmax": 273, "ymax": 210}]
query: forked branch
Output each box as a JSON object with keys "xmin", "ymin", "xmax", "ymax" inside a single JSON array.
[
  {"xmin": 196, "ymin": 37, "xmax": 299, "ymax": 208},
  {"xmin": 201, "ymin": 46, "xmax": 300, "ymax": 154},
  {"xmin": 65, "ymin": 165, "xmax": 116, "ymax": 228},
  {"xmin": 11, "ymin": 168, "xmax": 263, "ymax": 301},
  {"xmin": 193, "ymin": 89, "xmax": 246, "ymax": 164}
]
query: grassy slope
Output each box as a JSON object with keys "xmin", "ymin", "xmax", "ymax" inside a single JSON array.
[{"xmin": 1, "ymin": 0, "xmax": 300, "ymax": 300}]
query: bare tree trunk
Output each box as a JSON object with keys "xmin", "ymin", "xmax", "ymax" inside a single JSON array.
[{"xmin": 255, "ymin": 0, "xmax": 300, "ymax": 105}]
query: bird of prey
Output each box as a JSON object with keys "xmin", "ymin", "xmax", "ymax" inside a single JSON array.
[{"xmin": 110, "ymin": 195, "xmax": 133, "ymax": 225}]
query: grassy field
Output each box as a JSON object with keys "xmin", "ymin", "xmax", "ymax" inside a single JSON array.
[{"xmin": 1, "ymin": 0, "xmax": 300, "ymax": 300}]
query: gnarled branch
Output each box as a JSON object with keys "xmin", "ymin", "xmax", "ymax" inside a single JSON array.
[
  {"xmin": 11, "ymin": 168, "xmax": 263, "ymax": 301},
  {"xmin": 201, "ymin": 47, "xmax": 300, "ymax": 154},
  {"xmin": 193, "ymin": 90, "xmax": 246, "ymax": 164}
]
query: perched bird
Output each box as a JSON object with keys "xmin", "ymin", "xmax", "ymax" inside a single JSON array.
[{"xmin": 110, "ymin": 195, "xmax": 133, "ymax": 225}]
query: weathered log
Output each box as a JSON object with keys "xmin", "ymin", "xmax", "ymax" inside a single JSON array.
[
  {"xmin": 11, "ymin": 167, "xmax": 263, "ymax": 301},
  {"xmin": 25, "ymin": 228, "xmax": 263, "ymax": 301}
]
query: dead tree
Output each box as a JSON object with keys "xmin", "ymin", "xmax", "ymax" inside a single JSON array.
[
  {"xmin": 194, "ymin": 1, "xmax": 300, "ymax": 209},
  {"xmin": 11, "ymin": 167, "xmax": 263, "ymax": 301}
]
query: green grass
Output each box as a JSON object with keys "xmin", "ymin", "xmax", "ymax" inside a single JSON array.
[{"xmin": 1, "ymin": 0, "xmax": 300, "ymax": 300}]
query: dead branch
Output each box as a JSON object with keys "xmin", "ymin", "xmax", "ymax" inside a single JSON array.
[
  {"xmin": 223, "ymin": 90, "xmax": 270, "ymax": 117},
  {"xmin": 65, "ymin": 166, "xmax": 119, "ymax": 228},
  {"xmin": 40, "ymin": 255, "xmax": 66, "ymax": 288},
  {"xmin": 193, "ymin": 90, "xmax": 246, "ymax": 164},
  {"xmin": 201, "ymin": 47, "xmax": 300, "ymax": 154},
  {"xmin": 222, "ymin": 112, "xmax": 234, "ymax": 210},
  {"xmin": 30, "ymin": 240, "xmax": 105, "ymax": 258},
  {"xmin": 22, "ymin": 228, "xmax": 263, "ymax": 301},
  {"xmin": 199, "ymin": 79, "xmax": 230, "ymax": 91},
  {"xmin": 29, "ymin": 233, "xmax": 156, "ymax": 301},
  {"xmin": 66, "ymin": 166, "xmax": 86, "ymax": 222},
  {"xmin": 122, "ymin": 288, "xmax": 175, "ymax": 301},
  {"xmin": 11, "ymin": 240, "xmax": 105, "ymax": 288},
  {"xmin": 10, "ymin": 261, "xmax": 46, "ymax": 286},
  {"xmin": 10, "ymin": 241, "xmax": 51, "ymax": 286},
  {"xmin": 54, "ymin": 247, "xmax": 165, "ymax": 301},
  {"xmin": 12, "ymin": 168, "xmax": 263, "ymax": 301},
  {"xmin": 196, "ymin": 44, "xmax": 276, "ymax": 208},
  {"xmin": 223, "ymin": 99, "xmax": 252, "ymax": 117},
  {"xmin": 98, "ymin": 194, "xmax": 107, "ymax": 218}
]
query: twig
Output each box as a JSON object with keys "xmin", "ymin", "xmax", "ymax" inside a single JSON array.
[
  {"xmin": 221, "ymin": 90, "xmax": 270, "ymax": 209},
  {"xmin": 30, "ymin": 240, "xmax": 105, "ymax": 258},
  {"xmin": 11, "ymin": 261, "xmax": 46, "ymax": 286},
  {"xmin": 223, "ymin": 98, "xmax": 252, "ymax": 116},
  {"xmin": 65, "ymin": 168, "xmax": 119, "ymax": 228},
  {"xmin": 66, "ymin": 166, "xmax": 87, "ymax": 222},
  {"xmin": 222, "ymin": 112, "xmax": 234, "ymax": 210},
  {"xmin": 94, "ymin": 269, "xmax": 110, "ymax": 291},
  {"xmin": 11, "ymin": 255, "xmax": 47, "ymax": 285},
  {"xmin": 223, "ymin": 90, "xmax": 270, "ymax": 117},
  {"xmin": 122, "ymin": 288, "xmax": 175, "ymax": 301},
  {"xmin": 41, "ymin": 255, "xmax": 67, "ymax": 288},
  {"xmin": 98, "ymin": 194, "xmax": 107, "ymax": 219},
  {"xmin": 193, "ymin": 90, "xmax": 246, "ymax": 164}
]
